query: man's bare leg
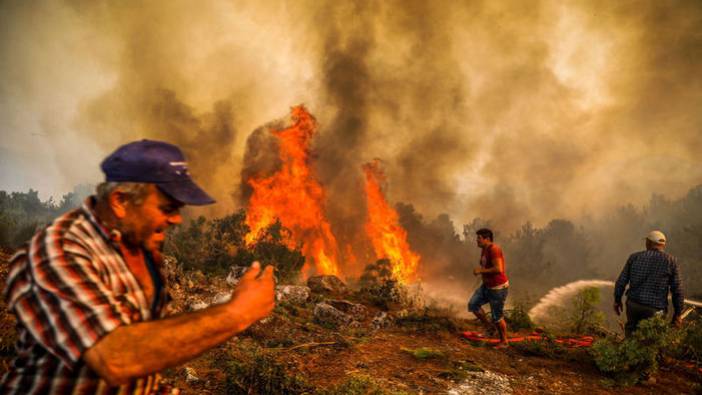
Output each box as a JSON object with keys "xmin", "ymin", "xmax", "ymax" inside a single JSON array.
[
  {"xmin": 472, "ymin": 308, "xmax": 497, "ymax": 334},
  {"xmin": 495, "ymin": 318, "xmax": 508, "ymax": 346}
]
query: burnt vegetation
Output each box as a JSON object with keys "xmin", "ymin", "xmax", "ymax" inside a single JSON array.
[{"xmin": 164, "ymin": 211, "xmax": 305, "ymax": 283}]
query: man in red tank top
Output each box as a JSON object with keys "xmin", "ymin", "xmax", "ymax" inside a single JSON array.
[{"xmin": 468, "ymin": 228, "xmax": 509, "ymax": 347}]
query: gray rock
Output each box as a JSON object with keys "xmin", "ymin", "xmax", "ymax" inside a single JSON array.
[
  {"xmin": 188, "ymin": 298, "xmax": 208, "ymax": 311},
  {"xmin": 326, "ymin": 299, "xmax": 368, "ymax": 318},
  {"xmin": 313, "ymin": 302, "xmax": 353, "ymax": 327},
  {"xmin": 184, "ymin": 366, "xmax": 199, "ymax": 383},
  {"xmin": 372, "ymin": 312, "xmax": 393, "ymax": 329},
  {"xmin": 307, "ymin": 275, "xmax": 347, "ymax": 294},
  {"xmin": 276, "ymin": 285, "xmax": 311, "ymax": 304},
  {"xmin": 226, "ymin": 266, "xmax": 248, "ymax": 286},
  {"xmin": 212, "ymin": 291, "xmax": 231, "ymax": 305},
  {"xmin": 447, "ymin": 370, "xmax": 512, "ymax": 394}
]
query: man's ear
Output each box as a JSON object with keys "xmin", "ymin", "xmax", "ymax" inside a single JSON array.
[{"xmin": 108, "ymin": 191, "xmax": 128, "ymax": 219}]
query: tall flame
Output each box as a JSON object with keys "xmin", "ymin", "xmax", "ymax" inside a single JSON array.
[
  {"xmin": 362, "ymin": 160, "xmax": 420, "ymax": 283},
  {"xmin": 245, "ymin": 106, "xmax": 340, "ymax": 277}
]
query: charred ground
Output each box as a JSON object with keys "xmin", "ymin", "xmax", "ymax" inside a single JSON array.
[{"xmin": 0, "ymin": 248, "xmax": 700, "ymax": 394}]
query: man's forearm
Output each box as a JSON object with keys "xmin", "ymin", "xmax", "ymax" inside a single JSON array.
[
  {"xmin": 670, "ymin": 264, "xmax": 684, "ymax": 317},
  {"xmin": 85, "ymin": 302, "xmax": 250, "ymax": 384},
  {"xmin": 672, "ymin": 292, "xmax": 684, "ymax": 317},
  {"xmin": 613, "ymin": 272, "xmax": 628, "ymax": 303},
  {"xmin": 613, "ymin": 285, "xmax": 624, "ymax": 304}
]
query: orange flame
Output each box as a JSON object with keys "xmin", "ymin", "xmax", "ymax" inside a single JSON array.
[
  {"xmin": 362, "ymin": 159, "xmax": 420, "ymax": 283},
  {"xmin": 245, "ymin": 106, "xmax": 340, "ymax": 277}
]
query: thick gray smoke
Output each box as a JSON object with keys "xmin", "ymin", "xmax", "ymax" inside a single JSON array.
[{"xmin": 239, "ymin": 120, "xmax": 284, "ymax": 201}]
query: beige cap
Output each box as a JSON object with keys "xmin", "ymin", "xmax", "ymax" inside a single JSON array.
[{"xmin": 646, "ymin": 230, "xmax": 667, "ymax": 244}]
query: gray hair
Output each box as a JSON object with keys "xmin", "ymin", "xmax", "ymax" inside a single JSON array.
[{"xmin": 96, "ymin": 182, "xmax": 151, "ymax": 206}]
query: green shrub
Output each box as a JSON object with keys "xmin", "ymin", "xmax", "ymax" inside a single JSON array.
[
  {"xmin": 250, "ymin": 221, "xmax": 305, "ymax": 284},
  {"xmin": 357, "ymin": 262, "xmax": 425, "ymax": 310},
  {"xmin": 512, "ymin": 335, "xmax": 565, "ymax": 359},
  {"xmin": 401, "ymin": 347, "xmax": 446, "ymax": 360},
  {"xmin": 361, "ymin": 279, "xmax": 404, "ymax": 310},
  {"xmin": 359, "ymin": 258, "xmax": 395, "ymax": 286},
  {"xmin": 504, "ymin": 300, "xmax": 535, "ymax": 331},
  {"xmin": 322, "ymin": 374, "xmax": 411, "ymax": 395},
  {"xmin": 0, "ymin": 188, "xmax": 87, "ymax": 248},
  {"xmin": 164, "ymin": 215, "xmax": 208, "ymax": 270},
  {"xmin": 590, "ymin": 315, "xmax": 674, "ymax": 385},
  {"xmin": 395, "ymin": 306, "xmax": 459, "ymax": 333},
  {"xmin": 225, "ymin": 348, "xmax": 313, "ymax": 394},
  {"xmin": 165, "ymin": 211, "xmax": 305, "ymax": 283},
  {"xmin": 437, "ymin": 359, "xmax": 485, "ymax": 382},
  {"xmin": 567, "ymin": 287, "xmax": 605, "ymax": 334},
  {"xmin": 166, "ymin": 212, "xmax": 249, "ymax": 276},
  {"xmin": 358, "ymin": 259, "xmax": 403, "ymax": 309},
  {"xmin": 672, "ymin": 315, "xmax": 702, "ymax": 364}
]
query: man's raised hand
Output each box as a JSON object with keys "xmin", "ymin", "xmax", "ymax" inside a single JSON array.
[{"xmin": 227, "ymin": 261, "xmax": 276, "ymax": 330}]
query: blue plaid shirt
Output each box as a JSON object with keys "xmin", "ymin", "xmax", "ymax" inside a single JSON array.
[{"xmin": 614, "ymin": 249, "xmax": 684, "ymax": 316}]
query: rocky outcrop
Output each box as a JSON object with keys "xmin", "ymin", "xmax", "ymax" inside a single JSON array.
[
  {"xmin": 226, "ymin": 265, "xmax": 249, "ymax": 286},
  {"xmin": 307, "ymin": 275, "xmax": 347, "ymax": 295},
  {"xmin": 371, "ymin": 312, "xmax": 393, "ymax": 329},
  {"xmin": 212, "ymin": 291, "xmax": 231, "ymax": 305},
  {"xmin": 313, "ymin": 302, "xmax": 354, "ymax": 328},
  {"xmin": 276, "ymin": 285, "xmax": 310, "ymax": 304},
  {"xmin": 188, "ymin": 297, "xmax": 209, "ymax": 311},
  {"xmin": 326, "ymin": 299, "xmax": 368, "ymax": 318}
]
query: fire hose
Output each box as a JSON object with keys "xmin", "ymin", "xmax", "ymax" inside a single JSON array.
[
  {"xmin": 461, "ymin": 331, "xmax": 594, "ymax": 347},
  {"xmin": 463, "ymin": 299, "xmax": 702, "ymax": 344},
  {"xmin": 681, "ymin": 298, "xmax": 702, "ymax": 321}
]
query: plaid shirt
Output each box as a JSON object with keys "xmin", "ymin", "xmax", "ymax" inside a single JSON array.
[
  {"xmin": 614, "ymin": 249, "xmax": 684, "ymax": 316},
  {"xmin": 1, "ymin": 198, "xmax": 169, "ymax": 394}
]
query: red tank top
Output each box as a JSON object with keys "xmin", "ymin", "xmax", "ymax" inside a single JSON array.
[{"xmin": 481, "ymin": 243, "xmax": 509, "ymax": 288}]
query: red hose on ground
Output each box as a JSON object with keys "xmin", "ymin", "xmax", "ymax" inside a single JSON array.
[
  {"xmin": 461, "ymin": 332, "xmax": 702, "ymax": 374},
  {"xmin": 461, "ymin": 331, "xmax": 594, "ymax": 347}
]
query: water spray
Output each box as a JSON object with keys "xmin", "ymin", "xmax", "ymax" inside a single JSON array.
[
  {"xmin": 529, "ymin": 279, "xmax": 702, "ymax": 323},
  {"xmin": 528, "ymin": 280, "xmax": 614, "ymax": 322}
]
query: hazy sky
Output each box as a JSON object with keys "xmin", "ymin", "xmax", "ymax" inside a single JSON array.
[{"xmin": 1, "ymin": 0, "xmax": 701, "ymax": 231}]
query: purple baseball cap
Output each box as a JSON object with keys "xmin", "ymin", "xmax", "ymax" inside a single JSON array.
[{"xmin": 100, "ymin": 139, "xmax": 215, "ymax": 205}]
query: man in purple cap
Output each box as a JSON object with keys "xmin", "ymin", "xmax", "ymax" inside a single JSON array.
[{"xmin": 1, "ymin": 140, "xmax": 276, "ymax": 394}]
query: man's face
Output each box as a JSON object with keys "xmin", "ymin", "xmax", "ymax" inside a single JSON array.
[
  {"xmin": 476, "ymin": 235, "xmax": 490, "ymax": 248},
  {"xmin": 645, "ymin": 239, "xmax": 665, "ymax": 251},
  {"xmin": 120, "ymin": 185, "xmax": 183, "ymax": 251}
]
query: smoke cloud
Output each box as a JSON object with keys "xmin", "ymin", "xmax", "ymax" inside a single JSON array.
[{"xmin": 2, "ymin": 0, "xmax": 702, "ymax": 230}]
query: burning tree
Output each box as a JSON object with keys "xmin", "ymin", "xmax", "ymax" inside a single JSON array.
[
  {"xmin": 245, "ymin": 106, "xmax": 340, "ymax": 278},
  {"xmin": 362, "ymin": 159, "xmax": 420, "ymax": 284},
  {"xmin": 244, "ymin": 106, "xmax": 422, "ymax": 284}
]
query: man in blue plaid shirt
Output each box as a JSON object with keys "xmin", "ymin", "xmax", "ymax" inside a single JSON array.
[{"xmin": 614, "ymin": 230, "xmax": 684, "ymax": 336}]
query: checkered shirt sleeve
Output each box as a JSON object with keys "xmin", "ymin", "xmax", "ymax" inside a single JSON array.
[
  {"xmin": 614, "ymin": 250, "xmax": 684, "ymax": 315},
  {"xmin": 1, "ymin": 202, "xmax": 168, "ymax": 394},
  {"xmin": 4, "ymin": 210, "xmax": 129, "ymax": 368}
]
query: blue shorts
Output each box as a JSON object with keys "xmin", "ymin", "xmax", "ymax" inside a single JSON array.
[{"xmin": 468, "ymin": 284, "xmax": 509, "ymax": 322}]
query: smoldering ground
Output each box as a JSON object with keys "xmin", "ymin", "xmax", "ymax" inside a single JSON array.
[{"xmin": 2, "ymin": 1, "xmax": 702, "ymax": 291}]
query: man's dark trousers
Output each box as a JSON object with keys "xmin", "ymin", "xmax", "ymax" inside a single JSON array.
[{"xmin": 625, "ymin": 299, "xmax": 664, "ymax": 336}]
